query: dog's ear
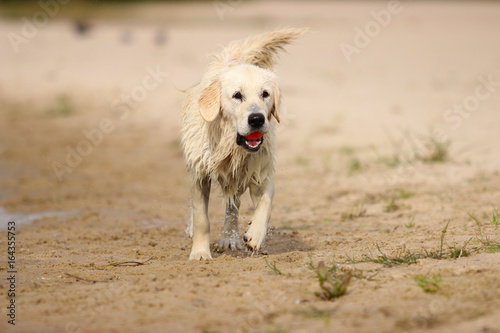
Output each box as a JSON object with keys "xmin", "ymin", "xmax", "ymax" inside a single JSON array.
[
  {"xmin": 271, "ymin": 80, "xmax": 281, "ymax": 123},
  {"xmin": 199, "ymin": 80, "xmax": 221, "ymax": 122}
]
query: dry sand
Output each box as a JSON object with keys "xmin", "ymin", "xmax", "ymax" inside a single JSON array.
[{"xmin": 1, "ymin": 1, "xmax": 500, "ymax": 332}]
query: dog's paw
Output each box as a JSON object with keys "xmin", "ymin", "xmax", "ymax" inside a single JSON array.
[
  {"xmin": 219, "ymin": 235, "xmax": 243, "ymax": 251},
  {"xmin": 189, "ymin": 249, "xmax": 213, "ymax": 260},
  {"xmin": 243, "ymin": 225, "xmax": 267, "ymax": 251}
]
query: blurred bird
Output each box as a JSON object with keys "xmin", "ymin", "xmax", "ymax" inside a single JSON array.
[
  {"xmin": 120, "ymin": 29, "xmax": 132, "ymax": 44},
  {"xmin": 74, "ymin": 20, "xmax": 91, "ymax": 36},
  {"xmin": 155, "ymin": 29, "xmax": 167, "ymax": 46}
]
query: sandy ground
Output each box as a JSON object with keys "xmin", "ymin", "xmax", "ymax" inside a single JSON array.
[{"xmin": 1, "ymin": 1, "xmax": 500, "ymax": 332}]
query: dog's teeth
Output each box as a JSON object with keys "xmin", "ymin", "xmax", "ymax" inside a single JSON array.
[{"xmin": 245, "ymin": 140, "xmax": 261, "ymax": 149}]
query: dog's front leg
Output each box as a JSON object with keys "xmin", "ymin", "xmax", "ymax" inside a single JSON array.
[
  {"xmin": 188, "ymin": 177, "xmax": 212, "ymax": 260},
  {"xmin": 220, "ymin": 196, "xmax": 243, "ymax": 250},
  {"xmin": 244, "ymin": 177, "xmax": 274, "ymax": 251}
]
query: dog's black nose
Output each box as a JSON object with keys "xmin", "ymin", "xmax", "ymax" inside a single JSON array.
[{"xmin": 248, "ymin": 113, "xmax": 265, "ymax": 128}]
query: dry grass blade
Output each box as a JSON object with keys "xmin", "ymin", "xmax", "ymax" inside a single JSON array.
[
  {"xmin": 65, "ymin": 273, "xmax": 112, "ymax": 283},
  {"xmin": 414, "ymin": 274, "xmax": 442, "ymax": 294},
  {"xmin": 107, "ymin": 256, "xmax": 154, "ymax": 267},
  {"xmin": 439, "ymin": 220, "xmax": 450, "ymax": 258},
  {"xmin": 264, "ymin": 257, "xmax": 290, "ymax": 276},
  {"xmin": 341, "ymin": 201, "xmax": 367, "ymax": 221},
  {"xmin": 468, "ymin": 213, "xmax": 500, "ymax": 253}
]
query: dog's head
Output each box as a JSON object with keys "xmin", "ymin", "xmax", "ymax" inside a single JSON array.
[{"xmin": 198, "ymin": 64, "xmax": 280, "ymax": 153}]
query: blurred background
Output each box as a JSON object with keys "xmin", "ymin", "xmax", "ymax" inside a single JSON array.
[{"xmin": 1, "ymin": 0, "xmax": 499, "ymax": 199}]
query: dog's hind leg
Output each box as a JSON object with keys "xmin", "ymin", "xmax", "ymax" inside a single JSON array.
[
  {"xmin": 188, "ymin": 177, "xmax": 212, "ymax": 260},
  {"xmin": 220, "ymin": 196, "xmax": 243, "ymax": 250},
  {"xmin": 185, "ymin": 203, "xmax": 194, "ymax": 238},
  {"xmin": 244, "ymin": 177, "xmax": 274, "ymax": 251}
]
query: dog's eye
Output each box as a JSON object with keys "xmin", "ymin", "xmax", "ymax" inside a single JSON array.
[
  {"xmin": 262, "ymin": 90, "xmax": 270, "ymax": 98},
  {"xmin": 232, "ymin": 92, "xmax": 243, "ymax": 100}
]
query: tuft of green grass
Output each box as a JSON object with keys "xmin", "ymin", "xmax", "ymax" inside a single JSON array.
[
  {"xmin": 384, "ymin": 199, "xmax": 400, "ymax": 212},
  {"xmin": 348, "ymin": 157, "xmax": 362, "ymax": 174},
  {"xmin": 46, "ymin": 94, "xmax": 75, "ymax": 116},
  {"xmin": 364, "ymin": 243, "xmax": 420, "ymax": 267},
  {"xmin": 395, "ymin": 314, "xmax": 439, "ymax": 330},
  {"xmin": 378, "ymin": 129, "xmax": 407, "ymax": 168},
  {"xmin": 398, "ymin": 189, "xmax": 415, "ymax": 200},
  {"xmin": 405, "ymin": 132, "xmax": 450, "ymax": 164},
  {"xmin": 485, "ymin": 243, "xmax": 500, "ymax": 253},
  {"xmin": 340, "ymin": 201, "xmax": 366, "ymax": 221},
  {"xmin": 314, "ymin": 261, "xmax": 351, "ymax": 300},
  {"xmin": 362, "ymin": 220, "xmax": 475, "ymax": 267},
  {"xmin": 378, "ymin": 154, "xmax": 402, "ymax": 168},
  {"xmin": 414, "ymin": 274, "xmax": 442, "ymax": 294},
  {"xmin": 448, "ymin": 238, "xmax": 472, "ymax": 258},
  {"xmin": 307, "ymin": 254, "xmax": 316, "ymax": 271},
  {"xmin": 266, "ymin": 327, "xmax": 287, "ymax": 333},
  {"xmin": 294, "ymin": 156, "xmax": 309, "ymax": 166},
  {"xmin": 339, "ymin": 146, "xmax": 355, "ymax": 155},
  {"xmin": 469, "ymin": 213, "xmax": 500, "ymax": 253},
  {"xmin": 420, "ymin": 137, "xmax": 450, "ymax": 163},
  {"xmin": 343, "ymin": 253, "xmax": 358, "ymax": 264},
  {"xmin": 438, "ymin": 220, "xmax": 450, "ymax": 258},
  {"xmin": 340, "ymin": 215, "xmax": 498, "ymax": 271},
  {"xmin": 418, "ymin": 220, "xmax": 454, "ymax": 259},
  {"xmin": 379, "ymin": 129, "xmax": 450, "ymax": 170},
  {"xmin": 490, "ymin": 209, "xmax": 499, "ymax": 226},
  {"xmin": 405, "ymin": 217, "xmax": 416, "ymax": 228},
  {"xmin": 300, "ymin": 307, "xmax": 331, "ymax": 324},
  {"xmin": 264, "ymin": 258, "xmax": 290, "ymax": 277}
]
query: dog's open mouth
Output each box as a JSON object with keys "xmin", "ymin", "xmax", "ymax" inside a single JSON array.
[{"xmin": 237, "ymin": 131, "xmax": 264, "ymax": 152}]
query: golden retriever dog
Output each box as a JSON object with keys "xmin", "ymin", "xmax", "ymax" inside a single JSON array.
[{"xmin": 181, "ymin": 28, "xmax": 307, "ymax": 260}]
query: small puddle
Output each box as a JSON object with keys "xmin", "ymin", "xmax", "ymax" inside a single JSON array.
[{"xmin": 0, "ymin": 207, "xmax": 74, "ymax": 229}]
